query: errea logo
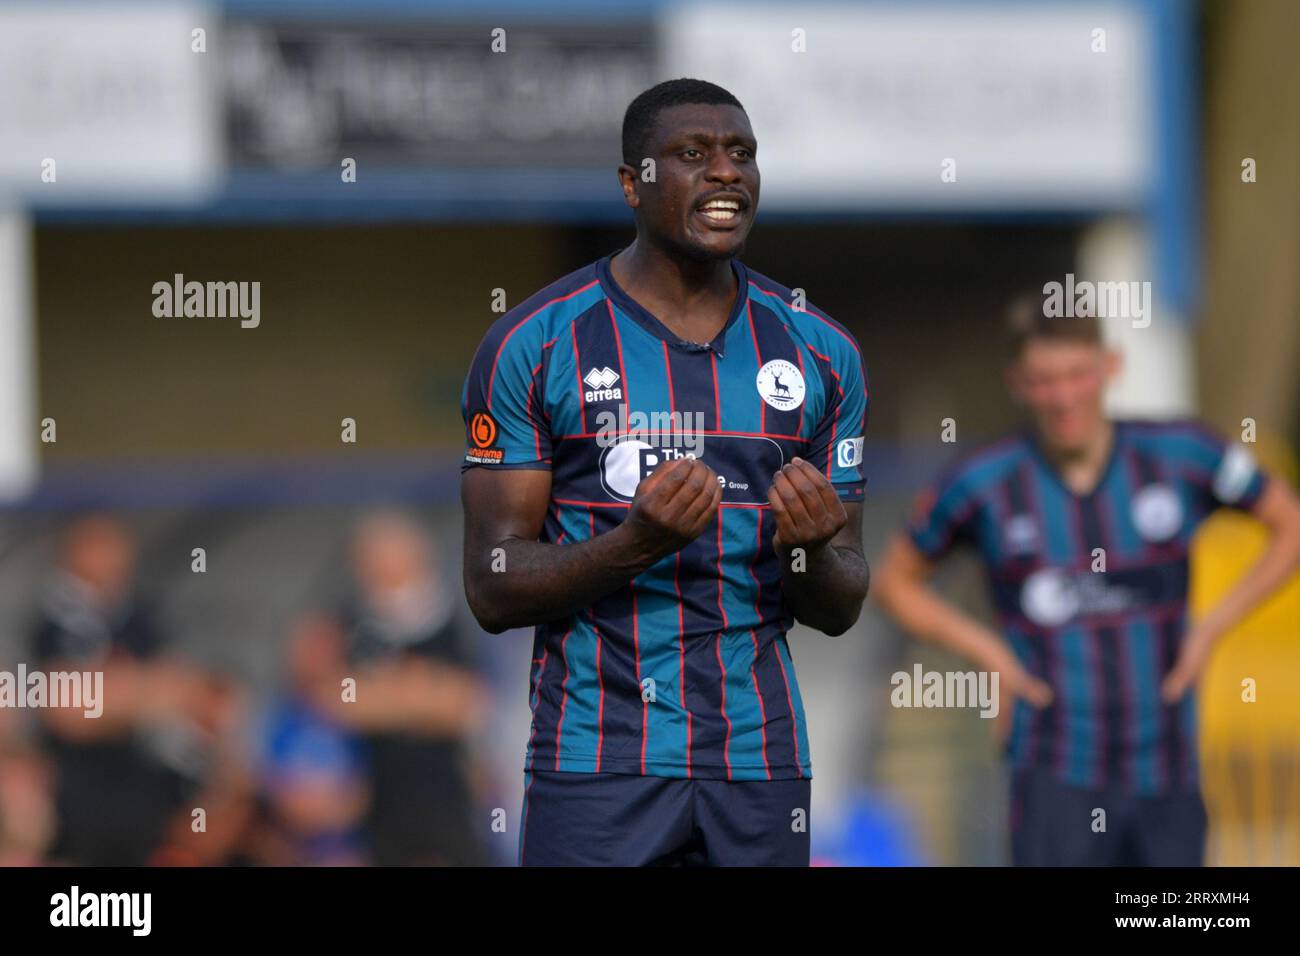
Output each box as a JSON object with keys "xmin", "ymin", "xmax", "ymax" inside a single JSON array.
[{"xmin": 584, "ymin": 366, "xmax": 622, "ymax": 403}]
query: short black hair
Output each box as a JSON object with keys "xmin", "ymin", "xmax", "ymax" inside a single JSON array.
[
  {"xmin": 621, "ymin": 78, "xmax": 746, "ymax": 166},
  {"xmin": 1005, "ymin": 290, "xmax": 1102, "ymax": 361}
]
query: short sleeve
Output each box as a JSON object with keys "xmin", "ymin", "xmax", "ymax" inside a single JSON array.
[
  {"xmin": 461, "ymin": 321, "xmax": 552, "ymax": 471},
  {"xmin": 1198, "ymin": 429, "xmax": 1269, "ymax": 512},
  {"xmin": 806, "ymin": 340, "xmax": 869, "ymax": 502},
  {"xmin": 905, "ymin": 464, "xmax": 981, "ymax": 561}
]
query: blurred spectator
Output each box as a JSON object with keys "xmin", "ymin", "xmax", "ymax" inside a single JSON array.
[
  {"xmin": 148, "ymin": 671, "xmax": 257, "ymax": 866},
  {"xmin": 0, "ymin": 707, "xmax": 54, "ymax": 865},
  {"xmin": 28, "ymin": 513, "xmax": 219, "ymax": 865},
  {"xmin": 307, "ymin": 510, "xmax": 493, "ymax": 866},
  {"xmin": 249, "ymin": 613, "xmax": 369, "ymax": 866},
  {"xmin": 0, "ymin": 751, "xmax": 54, "ymax": 866}
]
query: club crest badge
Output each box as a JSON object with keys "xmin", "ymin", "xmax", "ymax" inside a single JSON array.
[
  {"xmin": 756, "ymin": 360, "xmax": 805, "ymax": 412},
  {"xmin": 1131, "ymin": 483, "xmax": 1183, "ymax": 542}
]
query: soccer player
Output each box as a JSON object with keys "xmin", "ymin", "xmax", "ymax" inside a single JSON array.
[
  {"xmin": 460, "ymin": 79, "xmax": 870, "ymax": 866},
  {"xmin": 872, "ymin": 297, "xmax": 1300, "ymax": 866}
]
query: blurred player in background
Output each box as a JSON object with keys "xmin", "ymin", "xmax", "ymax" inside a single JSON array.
[
  {"xmin": 460, "ymin": 79, "xmax": 870, "ymax": 866},
  {"xmin": 873, "ymin": 297, "xmax": 1300, "ymax": 866}
]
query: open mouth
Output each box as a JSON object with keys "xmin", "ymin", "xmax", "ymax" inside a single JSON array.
[{"xmin": 695, "ymin": 196, "xmax": 746, "ymax": 224}]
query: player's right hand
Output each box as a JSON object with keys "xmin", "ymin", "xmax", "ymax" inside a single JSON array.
[
  {"xmin": 990, "ymin": 653, "xmax": 1054, "ymax": 742},
  {"xmin": 623, "ymin": 457, "xmax": 722, "ymax": 559},
  {"xmin": 1004, "ymin": 663, "xmax": 1054, "ymax": 709}
]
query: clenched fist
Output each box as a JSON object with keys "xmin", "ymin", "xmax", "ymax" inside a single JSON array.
[
  {"xmin": 623, "ymin": 456, "xmax": 722, "ymax": 562},
  {"xmin": 767, "ymin": 457, "xmax": 848, "ymax": 554}
]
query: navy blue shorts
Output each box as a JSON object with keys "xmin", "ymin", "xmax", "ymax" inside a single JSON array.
[
  {"xmin": 519, "ymin": 770, "xmax": 811, "ymax": 866},
  {"xmin": 1010, "ymin": 768, "xmax": 1206, "ymax": 866}
]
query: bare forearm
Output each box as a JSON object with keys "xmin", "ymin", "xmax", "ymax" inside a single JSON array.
[
  {"xmin": 466, "ymin": 522, "xmax": 664, "ymax": 632},
  {"xmin": 322, "ymin": 668, "xmax": 491, "ymax": 736},
  {"xmin": 1195, "ymin": 529, "xmax": 1300, "ymax": 643},
  {"xmin": 875, "ymin": 574, "xmax": 1010, "ymax": 670},
  {"xmin": 39, "ymin": 660, "xmax": 192, "ymax": 739},
  {"xmin": 780, "ymin": 542, "xmax": 870, "ymax": 636}
]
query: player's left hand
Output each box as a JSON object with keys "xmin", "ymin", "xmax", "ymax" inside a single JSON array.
[
  {"xmin": 767, "ymin": 457, "xmax": 847, "ymax": 554},
  {"xmin": 1160, "ymin": 628, "xmax": 1215, "ymax": 703}
]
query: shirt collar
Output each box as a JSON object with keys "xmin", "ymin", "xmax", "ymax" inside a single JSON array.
[{"xmin": 596, "ymin": 251, "xmax": 749, "ymax": 358}]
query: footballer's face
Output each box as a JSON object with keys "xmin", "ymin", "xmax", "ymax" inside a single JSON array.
[
  {"xmin": 1007, "ymin": 339, "xmax": 1119, "ymax": 454},
  {"xmin": 620, "ymin": 103, "xmax": 759, "ymax": 262}
]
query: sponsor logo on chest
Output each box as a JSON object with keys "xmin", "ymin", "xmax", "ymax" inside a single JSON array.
[{"xmin": 1019, "ymin": 567, "xmax": 1143, "ymax": 627}]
